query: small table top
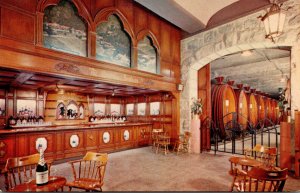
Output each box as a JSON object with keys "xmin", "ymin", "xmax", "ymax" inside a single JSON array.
[
  {"xmin": 229, "ymin": 156, "xmax": 262, "ymax": 168},
  {"xmin": 9, "ymin": 176, "xmax": 66, "ymax": 192}
]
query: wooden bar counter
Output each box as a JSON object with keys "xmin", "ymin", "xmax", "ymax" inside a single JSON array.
[{"xmin": 0, "ymin": 122, "xmax": 153, "ymax": 168}]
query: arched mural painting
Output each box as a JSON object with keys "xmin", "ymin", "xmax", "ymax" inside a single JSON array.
[
  {"xmin": 43, "ymin": 0, "xmax": 87, "ymax": 57},
  {"xmin": 96, "ymin": 14, "xmax": 131, "ymax": 67},
  {"xmin": 137, "ymin": 36, "xmax": 158, "ymax": 74}
]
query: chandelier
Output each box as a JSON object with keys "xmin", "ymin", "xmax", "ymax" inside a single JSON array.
[{"xmin": 259, "ymin": 0, "xmax": 287, "ymax": 42}]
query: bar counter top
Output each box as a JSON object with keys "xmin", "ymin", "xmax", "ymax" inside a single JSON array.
[{"xmin": 0, "ymin": 122, "xmax": 153, "ymax": 134}]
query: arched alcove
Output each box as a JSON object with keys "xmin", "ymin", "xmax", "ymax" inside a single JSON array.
[
  {"xmin": 95, "ymin": 14, "xmax": 132, "ymax": 67},
  {"xmin": 137, "ymin": 36, "xmax": 159, "ymax": 74},
  {"xmin": 180, "ymin": 0, "xmax": 300, "ymax": 138},
  {"xmin": 43, "ymin": 0, "xmax": 88, "ymax": 57}
]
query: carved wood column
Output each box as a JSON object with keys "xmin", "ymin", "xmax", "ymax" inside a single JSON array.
[
  {"xmin": 132, "ymin": 46, "xmax": 138, "ymax": 69},
  {"xmin": 88, "ymin": 31, "xmax": 97, "ymax": 59},
  {"xmin": 36, "ymin": 12, "xmax": 44, "ymax": 47}
]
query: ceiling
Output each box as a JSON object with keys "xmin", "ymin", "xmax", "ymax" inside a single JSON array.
[
  {"xmin": 211, "ymin": 47, "xmax": 291, "ymax": 99},
  {"xmin": 0, "ymin": 68, "xmax": 161, "ymax": 97},
  {"xmin": 134, "ymin": 0, "xmax": 273, "ymax": 34}
]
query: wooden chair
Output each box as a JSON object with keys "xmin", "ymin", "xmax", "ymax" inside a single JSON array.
[
  {"xmin": 151, "ymin": 128, "xmax": 164, "ymax": 150},
  {"xmin": 3, "ymin": 153, "xmax": 52, "ymax": 191},
  {"xmin": 155, "ymin": 133, "xmax": 170, "ymax": 155},
  {"xmin": 244, "ymin": 144, "xmax": 265, "ymax": 161},
  {"xmin": 173, "ymin": 131, "xmax": 192, "ymax": 155},
  {"xmin": 231, "ymin": 167, "xmax": 288, "ymax": 192},
  {"xmin": 66, "ymin": 152, "xmax": 108, "ymax": 192}
]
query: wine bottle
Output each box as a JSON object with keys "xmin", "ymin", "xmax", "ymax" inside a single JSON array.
[{"xmin": 36, "ymin": 146, "xmax": 49, "ymax": 186}]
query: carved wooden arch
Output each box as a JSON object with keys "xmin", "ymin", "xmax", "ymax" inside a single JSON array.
[
  {"xmin": 94, "ymin": 7, "xmax": 136, "ymax": 46},
  {"xmin": 36, "ymin": 0, "xmax": 93, "ymax": 30},
  {"xmin": 136, "ymin": 30, "xmax": 161, "ymax": 74},
  {"xmin": 136, "ymin": 30, "xmax": 160, "ymax": 53}
]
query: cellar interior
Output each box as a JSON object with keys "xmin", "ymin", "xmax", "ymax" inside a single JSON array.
[{"xmin": 209, "ymin": 47, "xmax": 291, "ymax": 153}]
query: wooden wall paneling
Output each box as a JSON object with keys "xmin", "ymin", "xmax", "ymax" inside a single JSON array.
[
  {"xmin": 161, "ymin": 60, "xmax": 171, "ymax": 77},
  {"xmin": 160, "ymin": 22, "xmax": 171, "ymax": 62},
  {"xmin": 85, "ymin": 129, "xmax": 98, "ymax": 151},
  {"xmin": 198, "ymin": 64, "xmax": 211, "ymax": 152},
  {"xmin": 1, "ymin": 0, "xmax": 36, "ymax": 13},
  {"xmin": 88, "ymin": 95, "xmax": 94, "ymax": 116},
  {"xmin": 16, "ymin": 89, "xmax": 36, "ymax": 98},
  {"xmin": 148, "ymin": 14, "xmax": 161, "ymax": 44},
  {"xmin": 7, "ymin": 98, "xmax": 13, "ymax": 117},
  {"xmin": 64, "ymin": 131, "xmax": 85, "ymax": 158},
  {"xmin": 0, "ymin": 134, "xmax": 15, "ymax": 166},
  {"xmin": 93, "ymin": 0, "xmax": 115, "ymax": 17},
  {"xmin": 115, "ymin": 0, "xmax": 134, "ymax": 28},
  {"xmin": 16, "ymin": 134, "xmax": 28, "ymax": 157},
  {"xmin": 1, "ymin": 7, "xmax": 35, "ymax": 43},
  {"xmin": 137, "ymin": 124, "xmax": 152, "ymax": 146},
  {"xmin": 0, "ymin": 7, "xmax": 1, "ymax": 35},
  {"xmin": 119, "ymin": 127, "xmax": 135, "ymax": 149},
  {"xmin": 29, "ymin": 133, "xmax": 54, "ymax": 157},
  {"xmin": 99, "ymin": 128, "xmax": 115, "ymax": 152},
  {"xmin": 81, "ymin": 0, "xmax": 92, "ymax": 15},
  {"xmin": 55, "ymin": 132, "xmax": 64, "ymax": 160},
  {"xmin": 134, "ymin": 5, "xmax": 148, "ymax": 35}
]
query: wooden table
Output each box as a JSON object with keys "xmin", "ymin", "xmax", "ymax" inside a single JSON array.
[
  {"xmin": 229, "ymin": 156, "xmax": 262, "ymax": 176},
  {"xmin": 8, "ymin": 176, "xmax": 66, "ymax": 192}
]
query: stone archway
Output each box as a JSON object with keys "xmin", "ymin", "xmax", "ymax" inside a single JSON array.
[{"xmin": 180, "ymin": 0, "xmax": 300, "ymax": 136}]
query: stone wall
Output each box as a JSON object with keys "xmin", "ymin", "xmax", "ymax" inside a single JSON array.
[{"xmin": 180, "ymin": 0, "xmax": 300, "ymax": 134}]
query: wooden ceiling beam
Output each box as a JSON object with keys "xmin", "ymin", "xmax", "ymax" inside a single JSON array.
[{"xmin": 10, "ymin": 73, "xmax": 34, "ymax": 87}]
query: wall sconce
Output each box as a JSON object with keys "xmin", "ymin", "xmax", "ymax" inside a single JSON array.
[
  {"xmin": 259, "ymin": 105, "xmax": 262, "ymax": 110},
  {"xmin": 259, "ymin": 0, "xmax": 287, "ymax": 42},
  {"xmin": 250, "ymin": 104, "xmax": 253, "ymax": 109},
  {"xmin": 177, "ymin": 84, "xmax": 184, "ymax": 91}
]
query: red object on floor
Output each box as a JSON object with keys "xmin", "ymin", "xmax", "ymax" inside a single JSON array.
[{"xmin": 280, "ymin": 122, "xmax": 291, "ymax": 170}]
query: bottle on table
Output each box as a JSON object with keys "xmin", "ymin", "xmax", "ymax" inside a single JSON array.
[{"xmin": 36, "ymin": 145, "xmax": 49, "ymax": 186}]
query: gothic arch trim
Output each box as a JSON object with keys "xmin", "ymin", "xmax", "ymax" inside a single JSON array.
[
  {"xmin": 136, "ymin": 30, "xmax": 160, "ymax": 53},
  {"xmin": 37, "ymin": 0, "xmax": 93, "ymax": 30},
  {"xmin": 94, "ymin": 7, "xmax": 136, "ymax": 45}
]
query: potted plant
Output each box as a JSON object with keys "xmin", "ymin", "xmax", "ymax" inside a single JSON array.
[{"xmin": 191, "ymin": 98, "xmax": 203, "ymax": 119}]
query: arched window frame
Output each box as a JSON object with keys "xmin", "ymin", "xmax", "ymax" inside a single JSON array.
[
  {"xmin": 94, "ymin": 13, "xmax": 133, "ymax": 67},
  {"xmin": 137, "ymin": 30, "xmax": 160, "ymax": 74},
  {"xmin": 94, "ymin": 9, "xmax": 135, "ymax": 68},
  {"xmin": 37, "ymin": 0, "xmax": 92, "ymax": 54}
]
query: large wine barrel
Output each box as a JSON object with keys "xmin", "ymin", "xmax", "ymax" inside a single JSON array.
[
  {"xmin": 247, "ymin": 92, "xmax": 258, "ymax": 127},
  {"xmin": 265, "ymin": 97, "xmax": 273, "ymax": 125},
  {"xmin": 271, "ymin": 99, "xmax": 278, "ymax": 124},
  {"xmin": 234, "ymin": 87, "xmax": 248, "ymax": 130},
  {"xmin": 256, "ymin": 94, "xmax": 266, "ymax": 123},
  {"xmin": 212, "ymin": 82, "xmax": 237, "ymax": 139}
]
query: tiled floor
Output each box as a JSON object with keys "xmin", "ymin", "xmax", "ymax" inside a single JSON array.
[{"xmin": 1, "ymin": 147, "xmax": 300, "ymax": 191}]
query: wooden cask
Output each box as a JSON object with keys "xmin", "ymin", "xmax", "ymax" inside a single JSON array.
[
  {"xmin": 256, "ymin": 94, "xmax": 266, "ymax": 123},
  {"xmin": 212, "ymin": 80, "xmax": 237, "ymax": 139},
  {"xmin": 234, "ymin": 87, "xmax": 248, "ymax": 130},
  {"xmin": 247, "ymin": 92, "xmax": 258, "ymax": 128},
  {"xmin": 264, "ymin": 97, "xmax": 272, "ymax": 126}
]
